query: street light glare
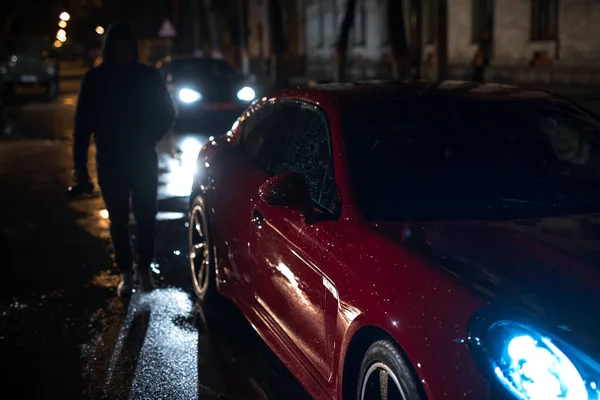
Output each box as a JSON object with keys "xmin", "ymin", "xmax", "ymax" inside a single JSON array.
[
  {"xmin": 57, "ymin": 29, "xmax": 66, "ymax": 37},
  {"xmin": 58, "ymin": 20, "xmax": 67, "ymax": 28},
  {"xmin": 96, "ymin": 26, "xmax": 105, "ymax": 35},
  {"xmin": 53, "ymin": 40, "xmax": 63, "ymax": 48},
  {"xmin": 59, "ymin": 12, "xmax": 70, "ymax": 21},
  {"xmin": 57, "ymin": 36, "xmax": 67, "ymax": 43}
]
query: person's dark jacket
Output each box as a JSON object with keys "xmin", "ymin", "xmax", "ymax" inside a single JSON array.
[{"xmin": 73, "ymin": 24, "xmax": 176, "ymax": 181}]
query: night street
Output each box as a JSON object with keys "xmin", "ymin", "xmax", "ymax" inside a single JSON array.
[
  {"xmin": 0, "ymin": 74, "xmax": 309, "ymax": 399},
  {"xmin": 3, "ymin": 73, "xmax": 600, "ymax": 399},
  {"xmin": 3, "ymin": 1, "xmax": 600, "ymax": 398}
]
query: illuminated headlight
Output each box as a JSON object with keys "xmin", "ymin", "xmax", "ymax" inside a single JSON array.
[
  {"xmin": 237, "ymin": 86, "xmax": 255, "ymax": 101},
  {"xmin": 469, "ymin": 316, "xmax": 600, "ymax": 400},
  {"xmin": 178, "ymin": 88, "xmax": 202, "ymax": 103}
]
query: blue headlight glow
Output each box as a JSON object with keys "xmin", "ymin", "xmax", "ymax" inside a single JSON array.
[
  {"xmin": 469, "ymin": 318, "xmax": 600, "ymax": 400},
  {"xmin": 237, "ymin": 86, "xmax": 255, "ymax": 101},
  {"xmin": 178, "ymin": 88, "xmax": 202, "ymax": 103}
]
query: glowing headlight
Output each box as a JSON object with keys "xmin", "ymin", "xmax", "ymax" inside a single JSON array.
[
  {"xmin": 469, "ymin": 317, "xmax": 600, "ymax": 400},
  {"xmin": 178, "ymin": 88, "xmax": 202, "ymax": 103},
  {"xmin": 237, "ymin": 86, "xmax": 255, "ymax": 101}
]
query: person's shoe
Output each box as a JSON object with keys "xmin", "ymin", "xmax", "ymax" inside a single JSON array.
[
  {"xmin": 117, "ymin": 271, "xmax": 134, "ymax": 297},
  {"xmin": 135, "ymin": 268, "xmax": 155, "ymax": 293}
]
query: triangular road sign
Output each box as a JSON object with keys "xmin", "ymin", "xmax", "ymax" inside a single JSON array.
[{"xmin": 158, "ymin": 19, "xmax": 177, "ymax": 37}]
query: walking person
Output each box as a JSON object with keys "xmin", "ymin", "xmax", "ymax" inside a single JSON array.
[{"xmin": 71, "ymin": 23, "xmax": 176, "ymax": 296}]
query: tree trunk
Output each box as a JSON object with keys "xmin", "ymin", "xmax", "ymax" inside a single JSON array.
[
  {"xmin": 334, "ymin": 0, "xmax": 357, "ymax": 82},
  {"xmin": 268, "ymin": 0, "xmax": 289, "ymax": 90},
  {"xmin": 410, "ymin": 0, "xmax": 423, "ymax": 79},
  {"xmin": 436, "ymin": 0, "xmax": 448, "ymax": 80},
  {"xmin": 204, "ymin": 0, "xmax": 221, "ymax": 57},
  {"xmin": 238, "ymin": 0, "xmax": 249, "ymax": 74},
  {"xmin": 197, "ymin": 0, "xmax": 211, "ymax": 55},
  {"xmin": 2, "ymin": 11, "xmax": 17, "ymax": 38},
  {"xmin": 387, "ymin": 0, "xmax": 410, "ymax": 80},
  {"xmin": 191, "ymin": 0, "xmax": 201, "ymax": 54}
]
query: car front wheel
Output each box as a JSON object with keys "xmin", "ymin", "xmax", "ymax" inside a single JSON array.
[
  {"xmin": 188, "ymin": 196, "xmax": 217, "ymax": 302},
  {"xmin": 357, "ymin": 340, "xmax": 424, "ymax": 400}
]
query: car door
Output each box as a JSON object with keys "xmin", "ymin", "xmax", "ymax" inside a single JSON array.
[
  {"xmin": 248, "ymin": 100, "xmax": 340, "ymax": 382},
  {"xmin": 210, "ymin": 101, "xmax": 294, "ymax": 291}
]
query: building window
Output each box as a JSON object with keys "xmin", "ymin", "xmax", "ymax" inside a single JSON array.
[
  {"xmin": 354, "ymin": 0, "xmax": 367, "ymax": 46},
  {"xmin": 426, "ymin": 0, "xmax": 436, "ymax": 44},
  {"xmin": 531, "ymin": 0, "xmax": 558, "ymax": 41},
  {"xmin": 472, "ymin": 0, "xmax": 494, "ymax": 43}
]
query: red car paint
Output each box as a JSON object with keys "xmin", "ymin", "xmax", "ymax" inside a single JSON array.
[{"xmin": 191, "ymin": 82, "xmax": 600, "ymax": 399}]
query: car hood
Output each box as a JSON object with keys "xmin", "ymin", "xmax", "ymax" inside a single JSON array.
[{"xmin": 375, "ymin": 214, "xmax": 600, "ymax": 346}]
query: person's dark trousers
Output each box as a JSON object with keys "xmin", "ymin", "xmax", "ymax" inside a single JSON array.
[{"xmin": 98, "ymin": 160, "xmax": 158, "ymax": 273}]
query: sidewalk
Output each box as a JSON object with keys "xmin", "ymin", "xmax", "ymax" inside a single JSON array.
[
  {"xmin": 60, "ymin": 66, "xmax": 89, "ymax": 80},
  {"xmin": 520, "ymin": 83, "xmax": 600, "ymax": 100},
  {"xmin": 59, "ymin": 60, "xmax": 89, "ymax": 80}
]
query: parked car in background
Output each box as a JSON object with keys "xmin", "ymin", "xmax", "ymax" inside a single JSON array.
[
  {"xmin": 187, "ymin": 80, "xmax": 600, "ymax": 400},
  {"xmin": 0, "ymin": 36, "xmax": 59, "ymax": 100},
  {"xmin": 156, "ymin": 56, "xmax": 259, "ymax": 196},
  {"xmin": 156, "ymin": 55, "xmax": 258, "ymax": 134}
]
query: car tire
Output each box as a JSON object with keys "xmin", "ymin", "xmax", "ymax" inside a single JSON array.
[
  {"xmin": 189, "ymin": 196, "xmax": 219, "ymax": 304},
  {"xmin": 356, "ymin": 340, "xmax": 424, "ymax": 400}
]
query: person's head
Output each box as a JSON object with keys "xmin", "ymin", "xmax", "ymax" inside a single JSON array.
[{"xmin": 102, "ymin": 23, "xmax": 138, "ymax": 67}]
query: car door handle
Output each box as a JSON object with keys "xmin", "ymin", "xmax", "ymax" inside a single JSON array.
[{"xmin": 252, "ymin": 209, "xmax": 265, "ymax": 224}]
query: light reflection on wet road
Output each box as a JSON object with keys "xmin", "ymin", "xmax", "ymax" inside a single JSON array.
[
  {"xmin": 4, "ymin": 76, "xmax": 600, "ymax": 399},
  {"xmin": 0, "ymin": 78, "xmax": 309, "ymax": 399}
]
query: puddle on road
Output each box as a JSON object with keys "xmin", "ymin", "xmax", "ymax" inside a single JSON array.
[{"xmin": 81, "ymin": 288, "xmax": 272, "ymax": 400}]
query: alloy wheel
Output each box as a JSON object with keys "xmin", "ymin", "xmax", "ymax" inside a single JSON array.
[
  {"xmin": 360, "ymin": 362, "xmax": 408, "ymax": 400},
  {"xmin": 189, "ymin": 205, "xmax": 210, "ymax": 298}
]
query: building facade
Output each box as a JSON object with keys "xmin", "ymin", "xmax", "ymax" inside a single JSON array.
[{"xmin": 247, "ymin": 0, "xmax": 600, "ymax": 85}]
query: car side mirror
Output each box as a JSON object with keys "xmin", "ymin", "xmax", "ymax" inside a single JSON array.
[{"xmin": 259, "ymin": 172, "xmax": 312, "ymax": 215}]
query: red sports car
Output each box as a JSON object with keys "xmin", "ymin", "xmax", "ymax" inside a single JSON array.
[{"xmin": 188, "ymin": 81, "xmax": 600, "ymax": 400}]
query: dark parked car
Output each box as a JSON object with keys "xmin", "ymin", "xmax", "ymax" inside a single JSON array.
[
  {"xmin": 187, "ymin": 80, "xmax": 600, "ymax": 400},
  {"xmin": 156, "ymin": 56, "xmax": 258, "ymax": 134},
  {"xmin": 1, "ymin": 36, "xmax": 59, "ymax": 100}
]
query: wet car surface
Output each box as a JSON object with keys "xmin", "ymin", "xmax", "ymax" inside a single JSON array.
[
  {"xmin": 0, "ymin": 76, "xmax": 309, "ymax": 399},
  {"xmin": 191, "ymin": 81, "xmax": 600, "ymax": 400}
]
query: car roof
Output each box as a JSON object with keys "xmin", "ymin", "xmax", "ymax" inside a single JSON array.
[{"xmin": 273, "ymin": 80, "xmax": 560, "ymax": 106}]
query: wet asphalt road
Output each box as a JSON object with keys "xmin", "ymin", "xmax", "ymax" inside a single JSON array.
[
  {"xmin": 2, "ymin": 76, "xmax": 600, "ymax": 400},
  {"xmin": 0, "ymin": 78, "xmax": 310, "ymax": 399}
]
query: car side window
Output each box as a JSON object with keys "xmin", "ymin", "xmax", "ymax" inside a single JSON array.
[
  {"xmin": 242, "ymin": 101, "xmax": 296, "ymax": 170},
  {"xmin": 242, "ymin": 104, "xmax": 279, "ymax": 169},
  {"xmin": 242, "ymin": 103, "xmax": 276, "ymax": 165},
  {"xmin": 270, "ymin": 102, "xmax": 337, "ymax": 213}
]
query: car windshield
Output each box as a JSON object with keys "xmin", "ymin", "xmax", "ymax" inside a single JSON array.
[
  {"xmin": 344, "ymin": 98, "xmax": 600, "ymax": 221},
  {"xmin": 170, "ymin": 59, "xmax": 237, "ymax": 81}
]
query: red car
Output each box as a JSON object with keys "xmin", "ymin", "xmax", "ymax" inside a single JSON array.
[{"xmin": 188, "ymin": 81, "xmax": 600, "ymax": 400}]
